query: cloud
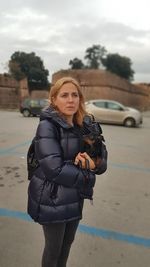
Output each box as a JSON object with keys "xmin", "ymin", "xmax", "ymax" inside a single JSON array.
[{"xmin": 0, "ymin": 1, "xmax": 150, "ymax": 82}]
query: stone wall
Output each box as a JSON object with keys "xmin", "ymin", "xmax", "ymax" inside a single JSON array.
[
  {"xmin": 0, "ymin": 71, "xmax": 150, "ymax": 110},
  {"xmin": 52, "ymin": 70, "xmax": 149, "ymax": 111},
  {"xmin": 19, "ymin": 79, "xmax": 29, "ymax": 99},
  {"xmin": 0, "ymin": 75, "xmax": 28, "ymax": 109},
  {"xmin": 0, "ymin": 74, "xmax": 49, "ymax": 109},
  {"xmin": 30, "ymin": 90, "xmax": 49, "ymax": 99},
  {"xmin": 133, "ymin": 83, "xmax": 150, "ymax": 110}
]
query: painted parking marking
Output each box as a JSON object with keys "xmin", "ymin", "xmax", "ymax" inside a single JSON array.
[
  {"xmin": 0, "ymin": 141, "xmax": 150, "ymax": 173},
  {"xmin": 1, "ymin": 140, "xmax": 150, "ymax": 171},
  {"xmin": 110, "ymin": 162, "xmax": 150, "ymax": 173},
  {"xmin": 0, "ymin": 208, "xmax": 33, "ymax": 222},
  {"xmin": 0, "ymin": 140, "xmax": 30, "ymax": 156},
  {"xmin": 0, "ymin": 139, "xmax": 150, "ymax": 248},
  {"xmin": 0, "ymin": 208, "xmax": 150, "ymax": 248},
  {"xmin": 0, "ymin": 140, "xmax": 144, "ymax": 155},
  {"xmin": 79, "ymin": 225, "xmax": 150, "ymax": 248}
]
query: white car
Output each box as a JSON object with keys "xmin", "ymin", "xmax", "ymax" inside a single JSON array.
[{"xmin": 85, "ymin": 99, "xmax": 143, "ymax": 127}]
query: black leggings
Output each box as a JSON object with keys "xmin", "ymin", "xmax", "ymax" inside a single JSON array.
[{"xmin": 42, "ymin": 220, "xmax": 79, "ymax": 267}]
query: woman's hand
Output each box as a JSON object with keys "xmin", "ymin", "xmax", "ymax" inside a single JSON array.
[{"xmin": 74, "ymin": 152, "xmax": 96, "ymax": 170}]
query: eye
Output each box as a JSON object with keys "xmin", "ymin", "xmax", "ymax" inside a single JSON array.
[
  {"xmin": 72, "ymin": 92, "xmax": 79, "ymax": 97},
  {"xmin": 61, "ymin": 93, "xmax": 68, "ymax": 97}
]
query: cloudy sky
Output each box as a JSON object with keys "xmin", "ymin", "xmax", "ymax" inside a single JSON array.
[{"xmin": 0, "ymin": 0, "xmax": 150, "ymax": 83}]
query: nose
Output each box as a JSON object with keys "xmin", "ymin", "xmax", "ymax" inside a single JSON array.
[{"xmin": 68, "ymin": 95, "xmax": 73, "ymax": 101}]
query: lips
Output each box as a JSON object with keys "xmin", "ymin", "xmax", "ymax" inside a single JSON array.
[{"xmin": 66, "ymin": 106, "xmax": 75, "ymax": 108}]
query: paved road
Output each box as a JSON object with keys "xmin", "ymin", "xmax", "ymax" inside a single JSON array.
[{"xmin": 0, "ymin": 110, "xmax": 150, "ymax": 267}]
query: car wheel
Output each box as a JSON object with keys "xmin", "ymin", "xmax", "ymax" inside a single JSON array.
[
  {"xmin": 124, "ymin": 117, "xmax": 135, "ymax": 127},
  {"xmin": 22, "ymin": 109, "xmax": 31, "ymax": 117}
]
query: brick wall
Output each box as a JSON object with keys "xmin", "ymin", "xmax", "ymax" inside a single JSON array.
[
  {"xmin": 0, "ymin": 74, "xmax": 49, "ymax": 109},
  {"xmin": 52, "ymin": 70, "xmax": 150, "ymax": 111},
  {"xmin": 0, "ymin": 71, "xmax": 150, "ymax": 110},
  {"xmin": 0, "ymin": 75, "xmax": 29, "ymax": 109},
  {"xmin": 30, "ymin": 90, "xmax": 49, "ymax": 99}
]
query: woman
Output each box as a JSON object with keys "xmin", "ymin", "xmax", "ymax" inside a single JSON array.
[{"xmin": 27, "ymin": 77, "xmax": 107, "ymax": 267}]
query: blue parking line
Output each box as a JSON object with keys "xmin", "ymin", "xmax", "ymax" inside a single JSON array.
[
  {"xmin": 0, "ymin": 208, "xmax": 33, "ymax": 222},
  {"xmin": 78, "ymin": 225, "xmax": 150, "ymax": 248},
  {"xmin": 0, "ymin": 208, "xmax": 150, "ymax": 248},
  {"xmin": 0, "ymin": 141, "xmax": 31, "ymax": 155},
  {"xmin": 1, "ymin": 143, "xmax": 149, "ymax": 174},
  {"xmin": 110, "ymin": 162, "xmax": 150, "ymax": 173},
  {"xmin": 0, "ymin": 141, "xmax": 150, "ymax": 174}
]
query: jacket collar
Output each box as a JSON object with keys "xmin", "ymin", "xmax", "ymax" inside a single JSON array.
[{"xmin": 40, "ymin": 105, "xmax": 74, "ymax": 129}]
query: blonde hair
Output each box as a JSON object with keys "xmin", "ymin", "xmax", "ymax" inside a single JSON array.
[{"xmin": 49, "ymin": 77, "xmax": 87, "ymax": 126}]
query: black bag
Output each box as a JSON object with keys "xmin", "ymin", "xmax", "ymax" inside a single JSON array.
[
  {"xmin": 27, "ymin": 122, "xmax": 60, "ymax": 181},
  {"xmin": 27, "ymin": 137, "xmax": 39, "ymax": 180}
]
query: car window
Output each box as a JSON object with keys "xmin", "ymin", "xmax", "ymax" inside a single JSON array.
[
  {"xmin": 23, "ymin": 99, "xmax": 30, "ymax": 105},
  {"xmin": 39, "ymin": 99, "xmax": 49, "ymax": 107},
  {"xmin": 30, "ymin": 100, "xmax": 40, "ymax": 107},
  {"xmin": 93, "ymin": 101, "xmax": 106, "ymax": 108},
  {"xmin": 107, "ymin": 102, "xmax": 122, "ymax": 110}
]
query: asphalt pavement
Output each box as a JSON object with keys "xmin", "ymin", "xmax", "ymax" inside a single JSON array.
[{"xmin": 0, "ymin": 110, "xmax": 150, "ymax": 267}]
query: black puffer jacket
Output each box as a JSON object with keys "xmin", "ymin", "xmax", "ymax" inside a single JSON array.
[{"xmin": 27, "ymin": 106, "xmax": 107, "ymax": 224}]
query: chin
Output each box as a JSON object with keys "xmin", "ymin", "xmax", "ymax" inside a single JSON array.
[{"xmin": 65, "ymin": 113, "xmax": 75, "ymax": 116}]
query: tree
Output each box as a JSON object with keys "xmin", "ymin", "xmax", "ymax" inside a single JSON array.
[
  {"xmin": 84, "ymin": 44, "xmax": 107, "ymax": 69},
  {"xmin": 8, "ymin": 51, "xmax": 49, "ymax": 91},
  {"xmin": 69, "ymin": 57, "xmax": 85, "ymax": 69},
  {"xmin": 102, "ymin": 53, "xmax": 134, "ymax": 81}
]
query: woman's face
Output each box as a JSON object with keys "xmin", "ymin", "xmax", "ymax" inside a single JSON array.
[{"xmin": 53, "ymin": 82, "xmax": 80, "ymax": 122}]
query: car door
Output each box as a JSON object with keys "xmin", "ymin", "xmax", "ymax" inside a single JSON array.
[
  {"xmin": 30, "ymin": 99, "xmax": 41, "ymax": 115},
  {"xmin": 105, "ymin": 101, "xmax": 125, "ymax": 124},
  {"xmin": 87, "ymin": 101, "xmax": 107, "ymax": 122}
]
